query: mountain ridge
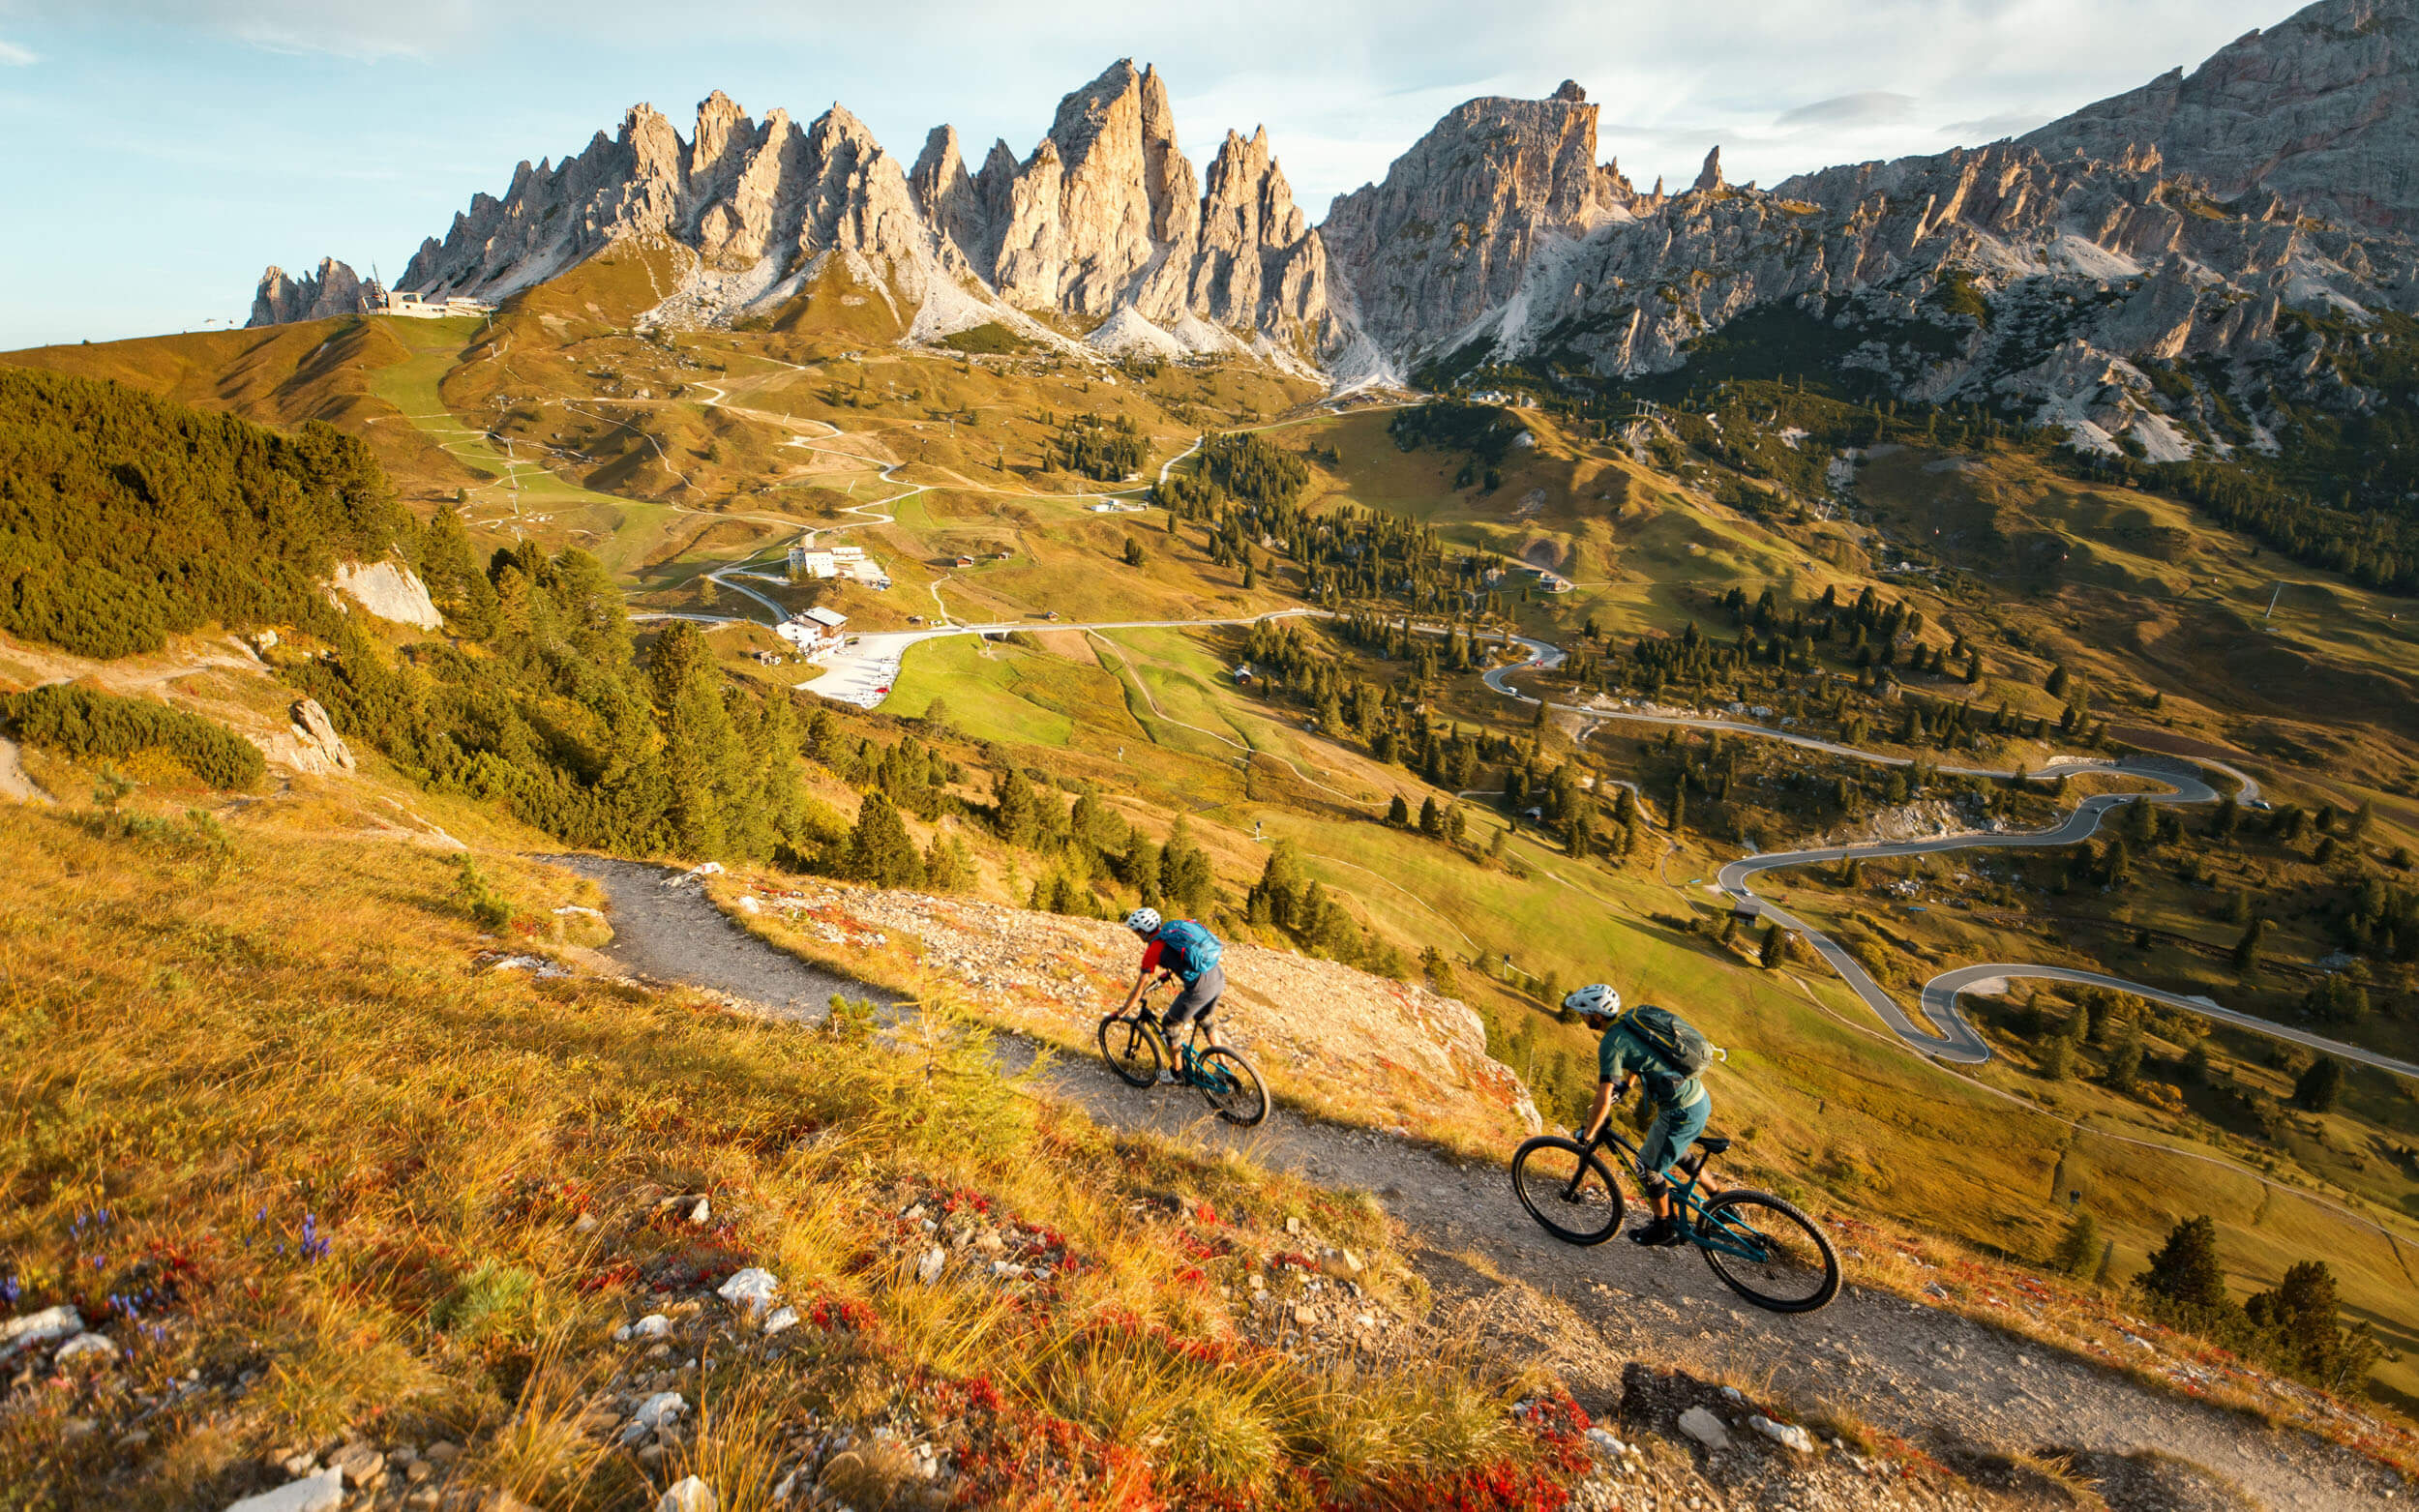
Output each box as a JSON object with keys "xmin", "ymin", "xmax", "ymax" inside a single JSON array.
[
  {"xmin": 2023, "ymin": 0, "xmax": 2419, "ymax": 233},
  {"xmin": 351, "ymin": 61, "xmax": 1339, "ymax": 368},
  {"xmin": 244, "ymin": 0, "xmax": 2419, "ymax": 462}
]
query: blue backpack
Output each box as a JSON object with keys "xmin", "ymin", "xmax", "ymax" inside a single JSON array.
[{"xmin": 1155, "ymin": 920, "xmax": 1223, "ymax": 982}]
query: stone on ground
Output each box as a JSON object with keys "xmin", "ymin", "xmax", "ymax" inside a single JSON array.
[{"xmin": 224, "ymin": 1468, "xmax": 343, "ymax": 1512}]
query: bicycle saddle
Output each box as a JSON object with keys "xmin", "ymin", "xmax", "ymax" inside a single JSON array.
[{"xmin": 1693, "ymin": 1135, "xmax": 1733, "ymax": 1155}]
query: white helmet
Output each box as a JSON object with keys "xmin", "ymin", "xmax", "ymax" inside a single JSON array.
[
  {"xmin": 1564, "ymin": 984, "xmax": 1621, "ymax": 1020},
  {"xmin": 1123, "ymin": 907, "xmax": 1162, "ymax": 935}
]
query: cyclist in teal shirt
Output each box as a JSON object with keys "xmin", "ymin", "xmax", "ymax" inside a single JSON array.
[{"xmin": 1565, "ymin": 984, "xmax": 1711, "ymax": 1247}]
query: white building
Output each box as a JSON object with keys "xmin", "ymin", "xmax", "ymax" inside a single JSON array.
[
  {"xmin": 377, "ymin": 290, "xmax": 495, "ymax": 320},
  {"xmin": 787, "ymin": 543, "xmax": 889, "ymax": 588},
  {"xmin": 776, "ymin": 605, "xmax": 851, "ymax": 655}
]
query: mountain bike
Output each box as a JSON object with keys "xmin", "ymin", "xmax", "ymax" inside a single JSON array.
[
  {"xmin": 1509, "ymin": 1117, "xmax": 1840, "ymax": 1313},
  {"xmin": 1097, "ymin": 986, "xmax": 1269, "ymax": 1127}
]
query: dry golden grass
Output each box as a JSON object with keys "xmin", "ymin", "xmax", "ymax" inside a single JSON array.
[{"xmin": 0, "ymin": 795, "xmax": 1576, "ymax": 1510}]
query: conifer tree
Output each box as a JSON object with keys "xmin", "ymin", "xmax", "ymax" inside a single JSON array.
[
  {"xmin": 923, "ymin": 833, "xmax": 970, "ymax": 892},
  {"xmin": 2041, "ymin": 1037, "xmax": 2075, "ymax": 1081},
  {"xmin": 2232, "ymin": 917, "xmax": 2267, "ymax": 974},
  {"xmin": 2138, "ymin": 1216, "xmax": 2233, "ymax": 1320},
  {"xmin": 2050, "ymin": 1210, "xmax": 2101, "ymax": 1279},
  {"xmin": 2105, "ymin": 1029, "xmax": 2144, "ymax": 1094},
  {"xmin": 844, "ymin": 792, "xmax": 924, "ymax": 887},
  {"xmin": 994, "ymin": 766, "xmax": 1043, "ymax": 848},
  {"xmin": 2291, "ymin": 1055, "xmax": 2344, "ymax": 1112},
  {"xmin": 1160, "ymin": 815, "xmax": 1215, "ymax": 919}
]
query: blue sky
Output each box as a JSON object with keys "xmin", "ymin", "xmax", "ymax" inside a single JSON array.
[{"xmin": 0, "ymin": 0, "xmax": 2294, "ymax": 350}]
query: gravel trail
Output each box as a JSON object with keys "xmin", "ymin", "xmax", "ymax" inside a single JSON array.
[{"xmin": 558, "ymin": 855, "xmax": 2405, "ymax": 1511}]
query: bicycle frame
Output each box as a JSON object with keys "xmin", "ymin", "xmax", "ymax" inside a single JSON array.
[
  {"xmin": 1132, "ymin": 988, "xmax": 1224, "ymax": 1089},
  {"xmin": 1580, "ymin": 1125, "xmax": 1772, "ymax": 1264}
]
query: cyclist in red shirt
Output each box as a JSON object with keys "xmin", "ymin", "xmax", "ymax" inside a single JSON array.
[{"xmin": 1118, "ymin": 907, "xmax": 1226, "ymax": 1052}]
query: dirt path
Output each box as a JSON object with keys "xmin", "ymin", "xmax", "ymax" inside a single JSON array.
[
  {"xmin": 556, "ymin": 855, "xmax": 2404, "ymax": 1511},
  {"xmin": 0, "ymin": 736, "xmax": 49, "ymax": 804}
]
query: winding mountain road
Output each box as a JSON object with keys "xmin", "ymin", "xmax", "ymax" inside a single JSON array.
[
  {"xmin": 1477, "ymin": 639, "xmax": 2419, "ymax": 1082},
  {"xmin": 616, "ymin": 385, "xmax": 2399, "ymax": 1082}
]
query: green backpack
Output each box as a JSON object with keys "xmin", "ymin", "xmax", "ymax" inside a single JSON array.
[{"xmin": 1619, "ymin": 1005, "xmax": 1720, "ymax": 1092}]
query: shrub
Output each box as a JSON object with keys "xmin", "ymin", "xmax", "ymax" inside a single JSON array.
[
  {"xmin": 2, "ymin": 683, "xmax": 263, "ymax": 789},
  {"xmin": 452, "ymin": 853, "xmax": 515, "ymax": 931},
  {"xmin": 0, "ymin": 367, "xmax": 406, "ymax": 657}
]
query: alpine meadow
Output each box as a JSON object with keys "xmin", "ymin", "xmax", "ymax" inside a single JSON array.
[{"xmin": 10, "ymin": 5, "xmax": 2419, "ymax": 1510}]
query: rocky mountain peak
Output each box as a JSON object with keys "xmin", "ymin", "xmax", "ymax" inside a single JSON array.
[
  {"xmin": 992, "ymin": 56, "xmax": 1201, "ymax": 312},
  {"xmin": 361, "ymin": 62, "xmax": 1339, "ymax": 361},
  {"xmin": 247, "ymin": 257, "xmax": 367, "ymax": 328},
  {"xmin": 2024, "ymin": 0, "xmax": 2419, "ymax": 230},
  {"xmin": 1692, "ymin": 146, "xmax": 1725, "ymax": 193},
  {"xmin": 1319, "ymin": 82, "xmax": 1630, "ymax": 361},
  {"xmin": 911, "ymin": 124, "xmax": 985, "ymax": 271}
]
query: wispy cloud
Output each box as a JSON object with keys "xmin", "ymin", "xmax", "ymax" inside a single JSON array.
[
  {"xmin": 1942, "ymin": 110, "xmax": 2045, "ymax": 141},
  {"xmin": 0, "ymin": 38, "xmax": 39, "ymax": 64},
  {"xmin": 25, "ymin": 1, "xmax": 471, "ymax": 61},
  {"xmin": 1774, "ymin": 90, "xmax": 1912, "ymax": 131}
]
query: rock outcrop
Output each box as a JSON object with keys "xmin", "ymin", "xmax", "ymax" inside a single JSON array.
[
  {"xmin": 390, "ymin": 63, "xmax": 1341, "ymax": 359},
  {"xmin": 730, "ymin": 876, "xmax": 1541, "ymax": 1141},
  {"xmin": 398, "ymin": 92, "xmax": 930, "ymax": 311},
  {"xmin": 267, "ymin": 697, "xmax": 357, "ymax": 777},
  {"xmin": 2023, "ymin": 0, "xmax": 2419, "ymax": 233},
  {"xmin": 1321, "ymin": 81, "xmax": 1638, "ymax": 363},
  {"xmin": 247, "ymin": 258, "xmax": 368, "ymax": 327},
  {"xmin": 330, "ymin": 561, "xmax": 444, "ymax": 630}
]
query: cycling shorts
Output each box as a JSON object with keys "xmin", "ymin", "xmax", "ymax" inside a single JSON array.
[
  {"xmin": 1158, "ymin": 965, "xmax": 1225, "ymax": 1030},
  {"xmin": 1636, "ymin": 1092, "xmax": 1711, "ymax": 1183}
]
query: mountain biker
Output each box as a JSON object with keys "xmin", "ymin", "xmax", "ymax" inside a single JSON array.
[
  {"xmin": 1564, "ymin": 984, "xmax": 1712, "ymax": 1248},
  {"xmin": 1119, "ymin": 908, "xmax": 1226, "ymax": 1073}
]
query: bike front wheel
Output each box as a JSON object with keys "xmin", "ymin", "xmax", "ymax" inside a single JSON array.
[
  {"xmin": 1195, "ymin": 1047, "xmax": 1268, "ymax": 1126},
  {"xmin": 1509, "ymin": 1137, "xmax": 1625, "ymax": 1246},
  {"xmin": 1694, "ymin": 1190, "xmax": 1841, "ymax": 1313},
  {"xmin": 1098, "ymin": 1015, "xmax": 1162, "ymax": 1088}
]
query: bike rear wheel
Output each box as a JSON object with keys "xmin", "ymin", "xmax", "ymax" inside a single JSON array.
[
  {"xmin": 1509, "ymin": 1136, "xmax": 1625, "ymax": 1246},
  {"xmin": 1098, "ymin": 1015, "xmax": 1162, "ymax": 1088},
  {"xmin": 1694, "ymin": 1190, "xmax": 1840, "ymax": 1313},
  {"xmin": 1195, "ymin": 1047, "xmax": 1268, "ymax": 1126}
]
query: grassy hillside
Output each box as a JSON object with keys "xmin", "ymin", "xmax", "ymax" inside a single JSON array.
[
  {"xmin": 10, "ymin": 280, "xmax": 2418, "ymax": 1433},
  {"xmin": 0, "ymin": 786, "xmax": 1594, "ymax": 1510},
  {"xmin": 0, "ymin": 366, "xmax": 410, "ymax": 658},
  {"xmin": 859, "ymin": 616, "xmax": 2419, "ymax": 1410}
]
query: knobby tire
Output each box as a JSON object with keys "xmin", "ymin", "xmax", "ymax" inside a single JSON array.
[
  {"xmin": 1098, "ymin": 1015, "xmax": 1162, "ymax": 1088},
  {"xmin": 1197, "ymin": 1046, "xmax": 1268, "ymax": 1126},
  {"xmin": 1510, "ymin": 1136, "xmax": 1626, "ymax": 1246},
  {"xmin": 1694, "ymin": 1189, "xmax": 1841, "ymax": 1313}
]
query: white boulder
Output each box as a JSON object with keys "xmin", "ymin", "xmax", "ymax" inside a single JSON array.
[
  {"xmin": 622, "ymin": 1390, "xmax": 688, "ymax": 1445},
  {"xmin": 716, "ymin": 1267, "xmax": 780, "ymax": 1318},
  {"xmin": 223, "ymin": 1468, "xmax": 344, "ymax": 1512},
  {"xmin": 330, "ymin": 561, "xmax": 442, "ymax": 630},
  {"xmin": 1750, "ymin": 1414, "xmax": 1813, "ymax": 1453},
  {"xmin": 658, "ymin": 1475, "xmax": 717, "ymax": 1512},
  {"xmin": 0, "ymin": 1306, "xmax": 82, "ymax": 1361},
  {"xmin": 1677, "ymin": 1405, "xmax": 1730, "ymax": 1449}
]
